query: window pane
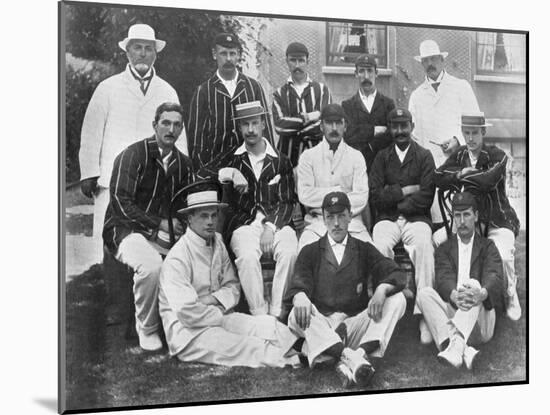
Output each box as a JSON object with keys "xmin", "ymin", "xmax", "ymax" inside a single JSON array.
[
  {"xmin": 327, "ymin": 22, "xmax": 387, "ymax": 67},
  {"xmin": 476, "ymin": 32, "xmax": 526, "ymax": 74}
]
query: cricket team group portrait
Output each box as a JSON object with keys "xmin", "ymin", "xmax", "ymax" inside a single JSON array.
[{"xmin": 60, "ymin": 1, "xmax": 527, "ymax": 412}]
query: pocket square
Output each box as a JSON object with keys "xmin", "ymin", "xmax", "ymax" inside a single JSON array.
[{"xmin": 268, "ymin": 174, "xmax": 281, "ymax": 185}]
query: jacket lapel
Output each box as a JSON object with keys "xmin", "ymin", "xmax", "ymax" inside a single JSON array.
[
  {"xmin": 231, "ymin": 75, "xmax": 247, "ymax": 102},
  {"xmin": 320, "ymin": 235, "xmax": 339, "ymax": 269},
  {"xmin": 369, "ymin": 92, "xmax": 382, "ymax": 115},
  {"xmin": 337, "ymin": 235, "xmax": 355, "ymax": 271},
  {"xmin": 470, "ymin": 234, "xmax": 482, "ymax": 269},
  {"xmin": 400, "ymin": 141, "xmax": 416, "ymax": 168},
  {"xmin": 449, "ymin": 234, "xmax": 459, "ymax": 270},
  {"xmin": 124, "ymin": 67, "xmax": 146, "ymax": 101},
  {"xmin": 258, "ymin": 155, "xmax": 276, "ymax": 182}
]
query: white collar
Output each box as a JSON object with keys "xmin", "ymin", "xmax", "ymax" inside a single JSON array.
[
  {"xmin": 328, "ymin": 233, "xmax": 348, "ymax": 247},
  {"xmin": 321, "ymin": 137, "xmax": 345, "ymax": 152},
  {"xmin": 234, "ymin": 137, "xmax": 278, "ymax": 158},
  {"xmin": 426, "ymin": 70, "xmax": 445, "ymax": 85},
  {"xmin": 186, "ymin": 227, "xmax": 215, "ymax": 247},
  {"xmin": 128, "ymin": 64, "xmax": 154, "ymax": 80},
  {"xmin": 458, "ymin": 234, "xmax": 475, "ymax": 248},
  {"xmin": 395, "ymin": 144, "xmax": 411, "ymax": 157},
  {"xmin": 217, "ymin": 70, "xmax": 239, "ymax": 83},
  {"xmin": 359, "ymin": 88, "xmax": 377, "ymax": 100}
]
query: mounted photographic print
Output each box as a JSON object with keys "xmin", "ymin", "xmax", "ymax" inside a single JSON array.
[{"xmin": 59, "ymin": 0, "xmax": 528, "ymax": 413}]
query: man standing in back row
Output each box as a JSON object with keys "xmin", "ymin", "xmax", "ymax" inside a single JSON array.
[
  {"xmin": 272, "ymin": 42, "xmax": 332, "ymax": 167},
  {"xmin": 188, "ymin": 33, "xmax": 273, "ymax": 176}
]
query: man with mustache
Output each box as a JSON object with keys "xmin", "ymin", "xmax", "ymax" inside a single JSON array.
[
  {"xmin": 208, "ymin": 101, "xmax": 298, "ymax": 319},
  {"xmin": 342, "ymin": 55, "xmax": 395, "ymax": 172},
  {"xmin": 433, "ymin": 113, "xmax": 521, "ymax": 321},
  {"xmin": 369, "ymin": 108, "xmax": 436, "ymax": 344},
  {"xmin": 158, "ymin": 180, "xmax": 301, "ymax": 368},
  {"xmin": 416, "ymin": 192, "xmax": 507, "ymax": 369},
  {"xmin": 103, "ymin": 103, "xmax": 193, "ymax": 351},
  {"xmin": 188, "ymin": 33, "xmax": 273, "ymax": 176},
  {"xmin": 297, "ymin": 104, "xmax": 371, "ymax": 251},
  {"xmin": 272, "ymin": 42, "xmax": 332, "ymax": 167},
  {"xmin": 283, "ymin": 191, "xmax": 407, "ymax": 387},
  {"xmin": 408, "ymin": 40, "xmax": 480, "ymax": 225},
  {"xmin": 79, "ymin": 24, "xmax": 185, "ymax": 267}
]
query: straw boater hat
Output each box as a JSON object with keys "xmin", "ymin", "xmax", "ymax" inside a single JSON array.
[
  {"xmin": 414, "ymin": 40, "xmax": 449, "ymax": 62},
  {"xmin": 177, "ymin": 181, "xmax": 227, "ymax": 215},
  {"xmin": 461, "ymin": 112, "xmax": 492, "ymax": 127},
  {"xmin": 232, "ymin": 101, "xmax": 270, "ymax": 121},
  {"xmin": 118, "ymin": 24, "xmax": 166, "ymax": 52}
]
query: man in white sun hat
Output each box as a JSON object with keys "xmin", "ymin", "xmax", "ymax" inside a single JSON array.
[
  {"xmin": 79, "ymin": 23, "xmax": 186, "ymax": 267},
  {"xmin": 408, "ymin": 39, "xmax": 480, "ymax": 225},
  {"xmin": 158, "ymin": 180, "xmax": 301, "ymax": 368}
]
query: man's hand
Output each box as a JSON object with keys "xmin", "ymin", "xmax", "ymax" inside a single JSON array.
[
  {"xmin": 260, "ymin": 225, "xmax": 275, "ymax": 256},
  {"xmin": 451, "ymin": 289, "xmax": 470, "ymax": 311},
  {"xmin": 401, "ymin": 184, "xmax": 421, "ymax": 196},
  {"xmin": 441, "ymin": 136, "xmax": 460, "ymax": 155},
  {"xmin": 458, "ymin": 167, "xmax": 479, "ymax": 179},
  {"xmin": 199, "ymin": 294, "xmax": 221, "ymax": 306},
  {"xmin": 367, "ymin": 284, "xmax": 391, "ymax": 322},
  {"xmin": 301, "ymin": 111, "xmax": 321, "ymax": 124},
  {"xmin": 232, "ymin": 169, "xmax": 249, "ymax": 194},
  {"xmin": 159, "ymin": 218, "xmax": 184, "ymax": 236},
  {"xmin": 293, "ymin": 292, "xmax": 314, "ymax": 330},
  {"xmin": 459, "ymin": 280, "xmax": 487, "ymax": 308},
  {"xmin": 374, "ymin": 126, "xmax": 387, "ymax": 136},
  {"xmin": 80, "ymin": 177, "xmax": 98, "ymax": 198}
]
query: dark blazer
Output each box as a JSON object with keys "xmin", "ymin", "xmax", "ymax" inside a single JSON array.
[
  {"xmin": 103, "ymin": 137, "xmax": 194, "ymax": 253},
  {"xmin": 434, "ymin": 144, "xmax": 520, "ymax": 236},
  {"xmin": 342, "ymin": 91, "xmax": 395, "ymax": 171},
  {"xmin": 218, "ymin": 144, "xmax": 297, "ymax": 241},
  {"xmin": 369, "ymin": 140, "xmax": 436, "ymax": 226},
  {"xmin": 283, "ymin": 234, "xmax": 406, "ymax": 317},
  {"xmin": 435, "ymin": 233, "xmax": 507, "ymax": 312}
]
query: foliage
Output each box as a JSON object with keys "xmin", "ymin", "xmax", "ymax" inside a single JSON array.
[{"xmin": 63, "ymin": 3, "xmax": 244, "ymax": 181}]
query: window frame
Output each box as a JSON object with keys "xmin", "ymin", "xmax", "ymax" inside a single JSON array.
[{"xmin": 475, "ymin": 31, "xmax": 526, "ymax": 76}]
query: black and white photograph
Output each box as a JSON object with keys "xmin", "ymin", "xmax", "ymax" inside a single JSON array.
[{"xmin": 57, "ymin": 0, "xmax": 530, "ymax": 413}]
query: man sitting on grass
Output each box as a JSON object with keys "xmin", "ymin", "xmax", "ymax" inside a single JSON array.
[
  {"xmin": 283, "ymin": 192, "xmax": 407, "ymax": 387},
  {"xmin": 159, "ymin": 181, "xmax": 300, "ymax": 368},
  {"xmin": 416, "ymin": 192, "xmax": 507, "ymax": 369}
]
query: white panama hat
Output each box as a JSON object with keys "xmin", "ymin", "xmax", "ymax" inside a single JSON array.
[
  {"xmin": 414, "ymin": 40, "xmax": 449, "ymax": 62},
  {"xmin": 118, "ymin": 24, "xmax": 166, "ymax": 52}
]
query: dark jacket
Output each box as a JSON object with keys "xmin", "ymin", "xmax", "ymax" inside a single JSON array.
[
  {"xmin": 434, "ymin": 144, "xmax": 520, "ymax": 236},
  {"xmin": 342, "ymin": 91, "xmax": 395, "ymax": 171},
  {"xmin": 283, "ymin": 234, "xmax": 406, "ymax": 317},
  {"xmin": 435, "ymin": 233, "xmax": 507, "ymax": 312},
  {"xmin": 369, "ymin": 140, "xmax": 436, "ymax": 226},
  {"xmin": 103, "ymin": 137, "xmax": 194, "ymax": 253}
]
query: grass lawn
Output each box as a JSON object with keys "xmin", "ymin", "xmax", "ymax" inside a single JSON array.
[{"xmin": 62, "ymin": 230, "xmax": 526, "ymax": 412}]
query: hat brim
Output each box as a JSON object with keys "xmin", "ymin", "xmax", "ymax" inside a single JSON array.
[
  {"xmin": 461, "ymin": 122, "xmax": 492, "ymax": 127},
  {"xmin": 177, "ymin": 202, "xmax": 228, "ymax": 214},
  {"xmin": 118, "ymin": 38, "xmax": 166, "ymax": 52},
  {"xmin": 232, "ymin": 111, "xmax": 270, "ymax": 121},
  {"xmin": 414, "ymin": 51, "xmax": 449, "ymax": 62}
]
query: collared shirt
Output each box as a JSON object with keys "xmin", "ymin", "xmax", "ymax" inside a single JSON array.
[
  {"xmin": 359, "ymin": 89, "xmax": 378, "ymax": 113},
  {"xmin": 234, "ymin": 137, "xmax": 279, "ymax": 229},
  {"xmin": 129, "ymin": 65, "xmax": 154, "ymax": 94},
  {"xmin": 457, "ymin": 235, "xmax": 474, "ymax": 286},
  {"xmin": 288, "ymin": 75, "xmax": 312, "ymax": 100},
  {"xmin": 328, "ymin": 233, "xmax": 349, "ymax": 265},
  {"xmin": 161, "ymin": 149, "xmax": 172, "ymax": 173},
  {"xmin": 395, "ymin": 144, "xmax": 411, "ymax": 163},
  {"xmin": 468, "ymin": 151, "xmax": 479, "ymax": 168},
  {"xmin": 426, "ymin": 70, "xmax": 445, "ymax": 87},
  {"xmin": 217, "ymin": 70, "xmax": 238, "ymax": 97}
]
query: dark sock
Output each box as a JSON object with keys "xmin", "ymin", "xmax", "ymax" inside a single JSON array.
[
  {"xmin": 323, "ymin": 342, "xmax": 344, "ymax": 359},
  {"xmin": 334, "ymin": 322, "xmax": 347, "ymax": 343},
  {"xmin": 440, "ymin": 338, "xmax": 450, "ymax": 351},
  {"xmin": 292, "ymin": 338, "xmax": 305, "ymax": 353},
  {"xmin": 359, "ymin": 340, "xmax": 380, "ymax": 356}
]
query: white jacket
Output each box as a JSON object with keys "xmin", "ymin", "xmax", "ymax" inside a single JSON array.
[
  {"xmin": 408, "ymin": 71, "xmax": 479, "ymax": 167},
  {"xmin": 297, "ymin": 138, "xmax": 368, "ymax": 234},
  {"xmin": 79, "ymin": 65, "xmax": 186, "ymax": 187}
]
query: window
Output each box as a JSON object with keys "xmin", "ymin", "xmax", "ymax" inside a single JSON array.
[
  {"xmin": 476, "ymin": 32, "xmax": 526, "ymax": 74},
  {"xmin": 327, "ymin": 22, "xmax": 387, "ymax": 67}
]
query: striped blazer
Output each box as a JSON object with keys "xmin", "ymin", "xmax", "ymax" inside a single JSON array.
[
  {"xmin": 272, "ymin": 78, "xmax": 331, "ymax": 166},
  {"xmin": 103, "ymin": 137, "xmax": 194, "ymax": 252},
  {"xmin": 220, "ymin": 141, "xmax": 297, "ymax": 240},
  {"xmin": 187, "ymin": 72, "xmax": 274, "ymax": 173},
  {"xmin": 434, "ymin": 144, "xmax": 520, "ymax": 236}
]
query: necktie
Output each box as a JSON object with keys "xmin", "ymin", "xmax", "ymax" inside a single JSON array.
[
  {"xmin": 431, "ymin": 82, "xmax": 440, "ymax": 92},
  {"xmin": 130, "ymin": 68, "xmax": 153, "ymax": 95},
  {"xmin": 329, "ymin": 142, "xmax": 340, "ymax": 153}
]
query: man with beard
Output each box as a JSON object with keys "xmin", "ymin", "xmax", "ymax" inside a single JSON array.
[
  {"xmin": 433, "ymin": 113, "xmax": 521, "ymax": 321},
  {"xmin": 297, "ymin": 104, "xmax": 371, "ymax": 251},
  {"xmin": 188, "ymin": 33, "xmax": 273, "ymax": 176},
  {"xmin": 208, "ymin": 101, "xmax": 298, "ymax": 319},
  {"xmin": 158, "ymin": 181, "xmax": 300, "ymax": 368},
  {"xmin": 79, "ymin": 24, "xmax": 184, "ymax": 266},
  {"xmin": 342, "ymin": 54, "xmax": 395, "ymax": 172},
  {"xmin": 103, "ymin": 103, "xmax": 193, "ymax": 351},
  {"xmin": 408, "ymin": 40, "xmax": 480, "ymax": 225},
  {"xmin": 369, "ymin": 108, "xmax": 436, "ymax": 344},
  {"xmin": 416, "ymin": 192, "xmax": 507, "ymax": 369},
  {"xmin": 272, "ymin": 42, "xmax": 332, "ymax": 167}
]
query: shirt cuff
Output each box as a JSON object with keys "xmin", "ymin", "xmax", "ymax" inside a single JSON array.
[{"xmin": 263, "ymin": 221, "xmax": 277, "ymax": 233}]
